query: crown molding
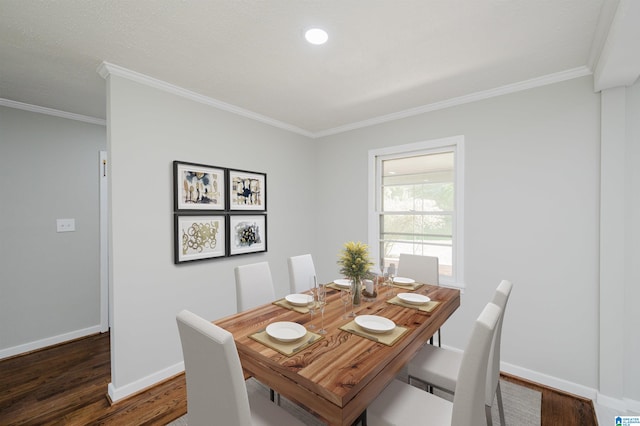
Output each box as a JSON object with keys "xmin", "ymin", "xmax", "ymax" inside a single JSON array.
[
  {"xmin": 314, "ymin": 66, "xmax": 593, "ymax": 138},
  {"xmin": 97, "ymin": 62, "xmax": 314, "ymax": 138},
  {"xmin": 95, "ymin": 62, "xmax": 592, "ymax": 139},
  {"xmin": 588, "ymin": 0, "xmax": 620, "ymax": 71},
  {"xmin": 593, "ymin": 0, "xmax": 640, "ymax": 91},
  {"xmin": 0, "ymin": 98, "xmax": 106, "ymax": 126}
]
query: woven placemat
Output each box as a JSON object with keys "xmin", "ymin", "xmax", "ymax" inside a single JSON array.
[
  {"xmin": 325, "ymin": 283, "xmax": 353, "ymax": 292},
  {"xmin": 386, "ymin": 296, "xmax": 440, "ymax": 312},
  {"xmin": 249, "ymin": 329, "xmax": 323, "ymax": 356},
  {"xmin": 339, "ymin": 320, "xmax": 409, "ymax": 346},
  {"xmin": 273, "ymin": 298, "xmax": 309, "ymax": 314},
  {"xmin": 389, "ymin": 281, "xmax": 425, "ymax": 291}
]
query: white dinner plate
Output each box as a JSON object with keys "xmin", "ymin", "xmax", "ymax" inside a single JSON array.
[
  {"xmin": 285, "ymin": 293, "xmax": 313, "ymax": 306},
  {"xmin": 266, "ymin": 322, "xmax": 307, "ymax": 342},
  {"xmin": 393, "ymin": 277, "xmax": 416, "ymax": 285},
  {"xmin": 397, "ymin": 293, "xmax": 431, "ymax": 305},
  {"xmin": 333, "ymin": 279, "xmax": 352, "ymax": 288},
  {"xmin": 354, "ymin": 315, "xmax": 396, "ymax": 334}
]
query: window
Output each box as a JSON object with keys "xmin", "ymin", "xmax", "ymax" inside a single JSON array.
[{"xmin": 368, "ymin": 136, "xmax": 464, "ymax": 287}]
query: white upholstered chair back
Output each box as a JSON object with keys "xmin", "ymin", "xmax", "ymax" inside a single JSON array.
[
  {"xmin": 486, "ymin": 280, "xmax": 513, "ymax": 406},
  {"xmin": 234, "ymin": 261, "xmax": 276, "ymax": 312},
  {"xmin": 287, "ymin": 254, "xmax": 316, "ymax": 294},
  {"xmin": 451, "ymin": 302, "xmax": 502, "ymax": 426},
  {"xmin": 397, "ymin": 253, "xmax": 439, "ymax": 285},
  {"xmin": 176, "ymin": 309, "xmax": 253, "ymax": 426}
]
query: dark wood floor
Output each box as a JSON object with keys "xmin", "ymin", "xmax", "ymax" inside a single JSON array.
[{"xmin": 1, "ymin": 332, "xmax": 597, "ymax": 425}]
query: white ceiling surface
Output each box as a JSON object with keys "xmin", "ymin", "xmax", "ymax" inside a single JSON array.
[{"xmin": 0, "ymin": 0, "xmax": 635, "ymax": 136}]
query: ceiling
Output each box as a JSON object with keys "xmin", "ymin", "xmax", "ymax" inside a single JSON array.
[{"xmin": 0, "ymin": 0, "xmax": 627, "ymax": 137}]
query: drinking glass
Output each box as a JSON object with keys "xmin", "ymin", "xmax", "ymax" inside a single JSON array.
[
  {"xmin": 317, "ymin": 286, "xmax": 327, "ymax": 334},
  {"xmin": 307, "ymin": 287, "xmax": 316, "ymax": 330},
  {"xmin": 349, "ymin": 286, "xmax": 357, "ymax": 318},
  {"xmin": 387, "ymin": 271, "xmax": 396, "ymax": 297},
  {"xmin": 340, "ymin": 289, "xmax": 351, "ymax": 319}
]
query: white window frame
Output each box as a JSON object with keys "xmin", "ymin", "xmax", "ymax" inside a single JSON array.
[{"xmin": 368, "ymin": 135, "xmax": 465, "ymax": 289}]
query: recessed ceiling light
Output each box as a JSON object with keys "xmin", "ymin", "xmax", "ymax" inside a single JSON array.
[{"xmin": 305, "ymin": 28, "xmax": 328, "ymax": 45}]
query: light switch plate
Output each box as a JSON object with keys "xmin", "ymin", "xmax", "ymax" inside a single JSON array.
[{"xmin": 57, "ymin": 218, "xmax": 75, "ymax": 232}]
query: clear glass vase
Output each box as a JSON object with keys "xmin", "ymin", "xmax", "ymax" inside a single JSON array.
[{"xmin": 351, "ymin": 278, "xmax": 362, "ymax": 306}]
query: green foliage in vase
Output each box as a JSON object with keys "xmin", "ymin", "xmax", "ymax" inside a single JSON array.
[{"xmin": 337, "ymin": 241, "xmax": 374, "ymax": 280}]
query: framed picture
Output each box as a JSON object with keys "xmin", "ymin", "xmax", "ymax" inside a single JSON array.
[
  {"xmin": 228, "ymin": 169, "xmax": 266, "ymax": 211},
  {"xmin": 228, "ymin": 214, "xmax": 267, "ymax": 256},
  {"xmin": 174, "ymin": 161, "xmax": 225, "ymax": 211},
  {"xmin": 174, "ymin": 214, "xmax": 226, "ymax": 263}
]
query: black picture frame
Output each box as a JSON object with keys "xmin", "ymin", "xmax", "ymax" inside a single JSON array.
[
  {"xmin": 174, "ymin": 214, "xmax": 227, "ymax": 263},
  {"xmin": 227, "ymin": 214, "xmax": 267, "ymax": 256},
  {"xmin": 227, "ymin": 169, "xmax": 267, "ymax": 211},
  {"xmin": 174, "ymin": 161, "xmax": 226, "ymax": 212}
]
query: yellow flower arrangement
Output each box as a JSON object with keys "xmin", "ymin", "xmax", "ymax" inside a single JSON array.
[
  {"xmin": 337, "ymin": 241, "xmax": 374, "ymax": 305},
  {"xmin": 337, "ymin": 241, "xmax": 374, "ymax": 282}
]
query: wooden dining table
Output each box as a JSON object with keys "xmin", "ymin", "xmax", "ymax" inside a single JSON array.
[{"xmin": 215, "ymin": 282, "xmax": 460, "ymax": 426}]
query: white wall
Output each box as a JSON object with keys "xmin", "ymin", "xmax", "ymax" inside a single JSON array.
[
  {"xmin": 105, "ymin": 74, "xmax": 316, "ymax": 399},
  {"xmin": 6, "ymin": 70, "xmax": 634, "ymax": 408},
  {"xmin": 624, "ymin": 79, "xmax": 640, "ymax": 404},
  {"xmin": 314, "ymin": 76, "xmax": 602, "ymax": 395},
  {"xmin": 0, "ymin": 106, "xmax": 106, "ymax": 357}
]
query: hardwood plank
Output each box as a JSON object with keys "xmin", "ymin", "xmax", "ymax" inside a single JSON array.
[
  {"xmin": 0, "ymin": 327, "xmax": 598, "ymax": 426},
  {"xmin": 0, "ymin": 332, "xmax": 186, "ymax": 426},
  {"xmin": 501, "ymin": 372, "xmax": 598, "ymax": 426}
]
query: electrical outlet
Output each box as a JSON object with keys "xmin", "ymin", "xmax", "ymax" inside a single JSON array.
[{"xmin": 56, "ymin": 218, "xmax": 75, "ymax": 232}]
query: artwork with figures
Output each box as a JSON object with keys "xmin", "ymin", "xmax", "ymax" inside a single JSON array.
[
  {"xmin": 174, "ymin": 215, "xmax": 226, "ymax": 263},
  {"xmin": 229, "ymin": 214, "xmax": 267, "ymax": 255},
  {"xmin": 229, "ymin": 169, "xmax": 266, "ymax": 211},
  {"xmin": 174, "ymin": 161, "xmax": 225, "ymax": 211}
]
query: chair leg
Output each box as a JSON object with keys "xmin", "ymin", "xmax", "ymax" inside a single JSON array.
[
  {"xmin": 496, "ymin": 381, "xmax": 506, "ymax": 426},
  {"xmin": 429, "ymin": 328, "xmax": 442, "ymax": 347},
  {"xmin": 351, "ymin": 409, "xmax": 367, "ymax": 425},
  {"xmin": 408, "ymin": 374, "xmax": 432, "ymax": 393},
  {"xmin": 268, "ymin": 389, "xmax": 281, "ymax": 405},
  {"xmin": 485, "ymin": 404, "xmax": 494, "ymax": 426}
]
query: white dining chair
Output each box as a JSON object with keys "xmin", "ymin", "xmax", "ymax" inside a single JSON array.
[
  {"xmin": 407, "ymin": 279, "xmax": 513, "ymax": 426},
  {"xmin": 235, "ymin": 261, "xmax": 276, "ymax": 312},
  {"xmin": 397, "ymin": 253, "xmax": 439, "ymax": 285},
  {"xmin": 368, "ymin": 302, "xmax": 502, "ymax": 426},
  {"xmin": 287, "ymin": 254, "xmax": 317, "ymax": 294},
  {"xmin": 176, "ymin": 310, "xmax": 305, "ymax": 426},
  {"xmin": 397, "ymin": 253, "xmax": 442, "ymax": 346},
  {"xmin": 234, "ymin": 261, "xmax": 280, "ymax": 403}
]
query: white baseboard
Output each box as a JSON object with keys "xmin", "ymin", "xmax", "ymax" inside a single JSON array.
[
  {"xmin": 624, "ymin": 398, "xmax": 640, "ymax": 414},
  {"xmin": 596, "ymin": 392, "xmax": 629, "ymax": 412},
  {"xmin": 107, "ymin": 361, "xmax": 185, "ymax": 403},
  {"xmin": 0, "ymin": 325, "xmax": 103, "ymax": 360},
  {"xmin": 500, "ymin": 361, "xmax": 640, "ymax": 414},
  {"xmin": 595, "ymin": 393, "xmax": 640, "ymax": 414},
  {"xmin": 500, "ymin": 361, "xmax": 598, "ymax": 400},
  {"xmin": 433, "ymin": 346, "xmax": 640, "ymax": 414}
]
